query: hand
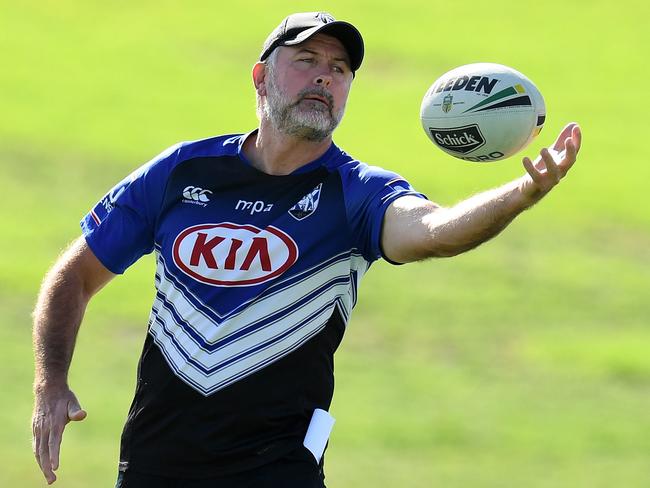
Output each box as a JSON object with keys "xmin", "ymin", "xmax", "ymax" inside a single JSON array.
[
  {"xmin": 32, "ymin": 386, "xmax": 87, "ymax": 484},
  {"xmin": 520, "ymin": 122, "xmax": 582, "ymax": 200}
]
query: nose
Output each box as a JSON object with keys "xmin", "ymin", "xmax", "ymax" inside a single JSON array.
[{"xmin": 314, "ymin": 74, "xmax": 332, "ymax": 88}]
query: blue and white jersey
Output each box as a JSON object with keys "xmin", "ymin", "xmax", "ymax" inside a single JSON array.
[{"xmin": 81, "ymin": 131, "xmax": 426, "ymax": 478}]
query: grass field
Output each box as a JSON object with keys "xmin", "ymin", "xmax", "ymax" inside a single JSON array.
[{"xmin": 2, "ymin": 1, "xmax": 649, "ymax": 486}]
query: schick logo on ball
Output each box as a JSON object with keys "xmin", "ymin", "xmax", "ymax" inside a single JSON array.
[{"xmin": 429, "ymin": 125, "xmax": 486, "ymax": 154}]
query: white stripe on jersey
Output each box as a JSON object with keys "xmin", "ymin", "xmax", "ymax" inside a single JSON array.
[{"xmin": 147, "ymin": 251, "xmax": 370, "ymax": 396}]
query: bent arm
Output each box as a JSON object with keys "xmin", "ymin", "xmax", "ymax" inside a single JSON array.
[
  {"xmin": 382, "ymin": 123, "xmax": 581, "ymax": 263},
  {"xmin": 32, "ymin": 236, "xmax": 115, "ymax": 484}
]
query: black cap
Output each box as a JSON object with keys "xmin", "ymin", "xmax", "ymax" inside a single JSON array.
[{"xmin": 260, "ymin": 12, "xmax": 364, "ymax": 72}]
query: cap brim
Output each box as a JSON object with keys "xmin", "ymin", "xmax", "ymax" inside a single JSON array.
[{"xmin": 282, "ymin": 21, "xmax": 364, "ymax": 72}]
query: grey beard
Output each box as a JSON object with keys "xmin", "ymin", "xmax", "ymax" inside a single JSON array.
[{"xmin": 264, "ymin": 82, "xmax": 344, "ymax": 142}]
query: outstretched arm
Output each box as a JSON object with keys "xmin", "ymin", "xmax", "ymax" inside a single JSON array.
[
  {"xmin": 382, "ymin": 123, "xmax": 582, "ymax": 263},
  {"xmin": 32, "ymin": 237, "xmax": 115, "ymax": 484}
]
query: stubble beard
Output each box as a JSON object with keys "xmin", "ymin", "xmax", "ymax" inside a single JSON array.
[{"xmin": 263, "ymin": 69, "xmax": 346, "ymax": 142}]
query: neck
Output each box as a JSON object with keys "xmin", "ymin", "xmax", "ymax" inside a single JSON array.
[{"xmin": 242, "ymin": 120, "xmax": 332, "ymax": 176}]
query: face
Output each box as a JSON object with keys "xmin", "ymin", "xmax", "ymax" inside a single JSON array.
[{"xmin": 259, "ymin": 34, "xmax": 354, "ymax": 142}]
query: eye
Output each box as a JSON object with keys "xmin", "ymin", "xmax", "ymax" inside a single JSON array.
[{"xmin": 332, "ymin": 65, "xmax": 344, "ymax": 74}]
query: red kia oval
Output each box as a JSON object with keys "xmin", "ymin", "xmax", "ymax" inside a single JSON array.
[{"xmin": 172, "ymin": 223, "xmax": 299, "ymax": 286}]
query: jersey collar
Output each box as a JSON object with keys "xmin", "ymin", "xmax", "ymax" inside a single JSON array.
[{"xmin": 237, "ymin": 129, "xmax": 341, "ymax": 175}]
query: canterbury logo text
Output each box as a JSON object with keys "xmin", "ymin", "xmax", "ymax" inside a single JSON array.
[{"xmin": 183, "ymin": 186, "xmax": 212, "ymax": 203}]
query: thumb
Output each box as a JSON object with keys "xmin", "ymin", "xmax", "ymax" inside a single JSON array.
[{"xmin": 67, "ymin": 398, "xmax": 87, "ymax": 422}]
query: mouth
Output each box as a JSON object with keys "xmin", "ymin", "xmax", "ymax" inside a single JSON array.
[{"xmin": 301, "ymin": 94, "xmax": 331, "ymax": 109}]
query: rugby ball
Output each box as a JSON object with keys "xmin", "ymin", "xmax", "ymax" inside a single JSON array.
[{"xmin": 420, "ymin": 63, "xmax": 545, "ymax": 162}]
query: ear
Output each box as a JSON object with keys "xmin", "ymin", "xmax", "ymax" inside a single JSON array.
[{"xmin": 252, "ymin": 62, "xmax": 267, "ymax": 97}]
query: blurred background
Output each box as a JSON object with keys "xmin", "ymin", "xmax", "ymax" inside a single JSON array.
[{"xmin": 2, "ymin": 1, "xmax": 649, "ymax": 486}]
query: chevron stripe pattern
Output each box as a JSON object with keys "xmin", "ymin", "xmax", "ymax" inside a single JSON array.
[{"xmin": 147, "ymin": 250, "xmax": 370, "ymax": 396}]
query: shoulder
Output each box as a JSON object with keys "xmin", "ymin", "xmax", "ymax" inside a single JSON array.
[
  {"xmin": 174, "ymin": 133, "xmax": 245, "ymax": 162},
  {"xmin": 133, "ymin": 133, "xmax": 246, "ymax": 180},
  {"xmin": 329, "ymin": 148, "xmax": 415, "ymax": 195}
]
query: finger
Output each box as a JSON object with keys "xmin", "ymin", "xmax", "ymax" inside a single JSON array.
[
  {"xmin": 38, "ymin": 425, "xmax": 56, "ymax": 484},
  {"xmin": 522, "ymin": 156, "xmax": 543, "ymax": 185},
  {"xmin": 36, "ymin": 422, "xmax": 48, "ymax": 469},
  {"xmin": 559, "ymin": 138, "xmax": 577, "ymax": 175},
  {"xmin": 551, "ymin": 122, "xmax": 578, "ymax": 152},
  {"xmin": 571, "ymin": 124, "xmax": 582, "ymax": 154},
  {"xmin": 49, "ymin": 424, "xmax": 64, "ymax": 472},
  {"xmin": 33, "ymin": 421, "xmax": 42, "ymax": 465},
  {"xmin": 540, "ymin": 148, "xmax": 560, "ymax": 181}
]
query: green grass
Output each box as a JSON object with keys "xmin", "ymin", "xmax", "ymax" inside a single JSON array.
[{"xmin": 2, "ymin": 0, "xmax": 649, "ymax": 486}]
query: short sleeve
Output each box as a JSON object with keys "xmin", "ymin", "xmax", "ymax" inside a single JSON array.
[
  {"xmin": 80, "ymin": 144, "xmax": 180, "ymax": 274},
  {"xmin": 341, "ymin": 163, "xmax": 428, "ymax": 263}
]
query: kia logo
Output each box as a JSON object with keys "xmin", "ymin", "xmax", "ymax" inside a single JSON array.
[{"xmin": 172, "ymin": 223, "xmax": 298, "ymax": 286}]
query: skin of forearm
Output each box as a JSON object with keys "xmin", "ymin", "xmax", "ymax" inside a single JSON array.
[
  {"xmin": 33, "ymin": 249, "xmax": 90, "ymax": 392},
  {"xmin": 422, "ymin": 176, "xmax": 541, "ymax": 257}
]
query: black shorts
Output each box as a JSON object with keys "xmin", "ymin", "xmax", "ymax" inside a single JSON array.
[{"xmin": 115, "ymin": 446, "xmax": 326, "ymax": 488}]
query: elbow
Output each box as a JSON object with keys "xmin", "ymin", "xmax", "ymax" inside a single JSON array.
[
  {"xmin": 423, "ymin": 233, "xmax": 482, "ymax": 258},
  {"xmin": 425, "ymin": 245, "xmax": 469, "ymax": 259}
]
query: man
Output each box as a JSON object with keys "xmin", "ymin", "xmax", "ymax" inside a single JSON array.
[{"xmin": 32, "ymin": 11, "xmax": 581, "ymax": 488}]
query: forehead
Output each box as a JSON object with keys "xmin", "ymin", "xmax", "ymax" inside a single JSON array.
[{"xmin": 284, "ymin": 34, "xmax": 350, "ymax": 63}]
